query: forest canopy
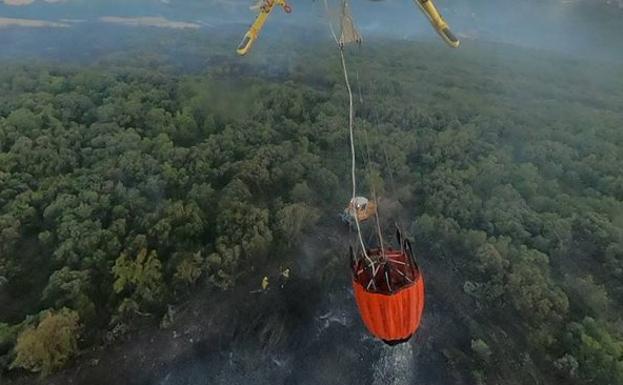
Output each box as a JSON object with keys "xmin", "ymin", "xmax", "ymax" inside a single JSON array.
[{"xmin": 1, "ymin": 36, "xmax": 622, "ymax": 385}]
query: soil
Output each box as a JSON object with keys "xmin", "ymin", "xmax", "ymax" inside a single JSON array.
[{"xmin": 2, "ymin": 221, "xmax": 481, "ymax": 385}]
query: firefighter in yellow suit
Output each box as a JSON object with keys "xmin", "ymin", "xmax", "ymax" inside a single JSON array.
[{"xmin": 261, "ymin": 276, "xmax": 270, "ymax": 291}]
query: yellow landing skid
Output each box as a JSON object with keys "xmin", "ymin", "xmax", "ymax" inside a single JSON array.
[
  {"xmin": 237, "ymin": 0, "xmax": 292, "ymax": 56},
  {"xmin": 414, "ymin": 0, "xmax": 460, "ymax": 48}
]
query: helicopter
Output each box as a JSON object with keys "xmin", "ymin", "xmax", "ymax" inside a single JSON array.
[{"xmin": 236, "ymin": 0, "xmax": 460, "ymax": 55}]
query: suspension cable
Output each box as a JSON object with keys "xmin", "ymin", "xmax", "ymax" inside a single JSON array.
[
  {"xmin": 323, "ymin": 0, "xmax": 371, "ymax": 266},
  {"xmin": 362, "ymin": 123, "xmax": 385, "ymax": 278}
]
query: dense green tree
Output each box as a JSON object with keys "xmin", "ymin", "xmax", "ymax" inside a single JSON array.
[
  {"xmin": 563, "ymin": 318, "xmax": 623, "ymax": 385},
  {"xmin": 276, "ymin": 203, "xmax": 320, "ymax": 246},
  {"xmin": 173, "ymin": 251, "xmax": 204, "ymax": 287},
  {"xmin": 471, "ymin": 339, "xmax": 492, "ymax": 363},
  {"xmin": 112, "ymin": 248, "xmax": 164, "ymax": 311},
  {"xmin": 11, "ymin": 309, "xmax": 80, "ymax": 377},
  {"xmin": 42, "ymin": 268, "xmax": 95, "ymax": 322}
]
